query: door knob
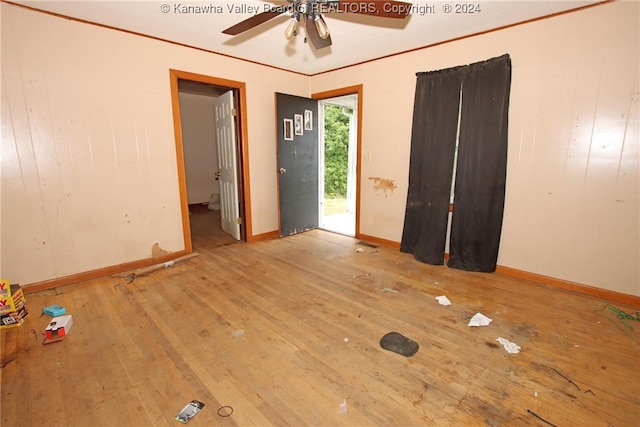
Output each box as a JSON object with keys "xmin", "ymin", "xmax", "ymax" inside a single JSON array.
[{"xmin": 278, "ymin": 167, "xmax": 286, "ymax": 174}]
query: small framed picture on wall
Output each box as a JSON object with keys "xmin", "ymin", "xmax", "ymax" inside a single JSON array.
[
  {"xmin": 304, "ymin": 110, "xmax": 313, "ymax": 131},
  {"xmin": 284, "ymin": 118, "xmax": 293, "ymax": 141},
  {"xmin": 294, "ymin": 114, "xmax": 304, "ymax": 135}
]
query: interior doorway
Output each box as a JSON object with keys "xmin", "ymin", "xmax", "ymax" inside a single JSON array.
[
  {"xmin": 318, "ymin": 94, "xmax": 358, "ymax": 237},
  {"xmin": 169, "ymin": 70, "xmax": 251, "ymax": 253}
]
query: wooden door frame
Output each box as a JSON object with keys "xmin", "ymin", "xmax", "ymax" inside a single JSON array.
[
  {"xmin": 312, "ymin": 85, "xmax": 363, "ymax": 239},
  {"xmin": 169, "ymin": 69, "xmax": 253, "ymax": 252}
]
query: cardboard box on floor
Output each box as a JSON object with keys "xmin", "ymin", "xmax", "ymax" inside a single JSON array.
[
  {"xmin": 44, "ymin": 314, "xmax": 73, "ymax": 344},
  {"xmin": 0, "ymin": 280, "xmax": 29, "ymax": 329}
]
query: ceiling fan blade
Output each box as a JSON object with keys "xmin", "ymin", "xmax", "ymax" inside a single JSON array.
[
  {"xmin": 305, "ymin": 17, "xmax": 332, "ymax": 49},
  {"xmin": 337, "ymin": 0, "xmax": 411, "ymax": 18},
  {"xmin": 222, "ymin": 8, "xmax": 284, "ymax": 35}
]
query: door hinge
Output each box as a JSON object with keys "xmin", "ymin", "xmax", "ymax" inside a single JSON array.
[
  {"xmin": 236, "ymin": 217, "xmax": 243, "ymax": 224},
  {"xmin": 231, "ymin": 108, "xmax": 238, "ymax": 116}
]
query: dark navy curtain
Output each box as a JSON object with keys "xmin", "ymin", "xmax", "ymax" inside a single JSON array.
[
  {"xmin": 401, "ymin": 54, "xmax": 512, "ymax": 272},
  {"xmin": 400, "ymin": 66, "xmax": 462, "ymax": 265}
]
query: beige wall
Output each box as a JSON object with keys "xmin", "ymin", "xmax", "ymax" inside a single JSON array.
[
  {"xmin": 310, "ymin": 1, "xmax": 639, "ymax": 296},
  {"xmin": 2, "ymin": 2, "xmax": 638, "ymax": 297},
  {"xmin": 0, "ymin": 3, "xmax": 308, "ymax": 284}
]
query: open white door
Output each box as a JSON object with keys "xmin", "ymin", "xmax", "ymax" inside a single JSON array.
[
  {"xmin": 214, "ymin": 90, "xmax": 241, "ymax": 240},
  {"xmin": 318, "ymin": 95, "xmax": 357, "ymax": 237}
]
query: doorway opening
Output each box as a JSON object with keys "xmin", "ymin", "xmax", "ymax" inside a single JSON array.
[
  {"xmin": 318, "ymin": 94, "xmax": 358, "ymax": 237},
  {"xmin": 169, "ymin": 70, "xmax": 251, "ymax": 253}
]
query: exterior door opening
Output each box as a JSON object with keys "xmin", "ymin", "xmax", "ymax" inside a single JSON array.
[
  {"xmin": 318, "ymin": 94, "xmax": 357, "ymax": 237},
  {"xmin": 276, "ymin": 87, "xmax": 361, "ymax": 240}
]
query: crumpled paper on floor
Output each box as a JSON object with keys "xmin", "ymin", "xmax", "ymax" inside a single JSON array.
[
  {"xmin": 496, "ymin": 337, "xmax": 521, "ymax": 354},
  {"xmin": 468, "ymin": 312, "xmax": 492, "ymax": 327},
  {"xmin": 435, "ymin": 295, "xmax": 451, "ymax": 306}
]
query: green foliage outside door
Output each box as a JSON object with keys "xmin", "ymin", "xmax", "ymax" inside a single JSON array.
[{"xmin": 323, "ymin": 105, "xmax": 351, "ymax": 198}]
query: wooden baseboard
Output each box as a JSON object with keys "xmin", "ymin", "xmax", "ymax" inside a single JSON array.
[
  {"xmin": 22, "ymin": 250, "xmax": 188, "ymax": 294},
  {"xmin": 247, "ymin": 229, "xmax": 280, "ymax": 242},
  {"xmin": 22, "ymin": 231, "xmax": 640, "ymax": 308},
  {"xmin": 22, "ymin": 229, "xmax": 274, "ymax": 293},
  {"xmin": 495, "ymin": 265, "xmax": 640, "ymax": 308},
  {"xmin": 356, "ymin": 233, "xmax": 401, "ymax": 249},
  {"xmin": 358, "ymin": 235, "xmax": 639, "ymax": 307}
]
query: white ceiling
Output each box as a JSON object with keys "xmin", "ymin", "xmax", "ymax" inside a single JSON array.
[{"xmin": 10, "ymin": 0, "xmax": 605, "ymax": 75}]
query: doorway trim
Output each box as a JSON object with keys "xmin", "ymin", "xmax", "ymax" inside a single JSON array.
[
  {"xmin": 312, "ymin": 84, "xmax": 363, "ymax": 239},
  {"xmin": 169, "ymin": 69, "xmax": 253, "ymax": 252}
]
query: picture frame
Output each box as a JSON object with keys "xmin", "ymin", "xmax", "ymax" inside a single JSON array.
[
  {"xmin": 304, "ymin": 109, "xmax": 313, "ymax": 131},
  {"xmin": 294, "ymin": 114, "xmax": 304, "ymax": 135},
  {"xmin": 283, "ymin": 118, "xmax": 293, "ymax": 141}
]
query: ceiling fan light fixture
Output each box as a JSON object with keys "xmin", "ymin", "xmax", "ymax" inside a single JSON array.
[
  {"xmin": 284, "ymin": 14, "xmax": 300, "ymax": 40},
  {"xmin": 313, "ymin": 15, "xmax": 330, "ymax": 39}
]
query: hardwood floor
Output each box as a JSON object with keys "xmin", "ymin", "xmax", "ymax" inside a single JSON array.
[
  {"xmin": 189, "ymin": 204, "xmax": 240, "ymax": 250},
  {"xmin": 1, "ymin": 230, "xmax": 639, "ymax": 426}
]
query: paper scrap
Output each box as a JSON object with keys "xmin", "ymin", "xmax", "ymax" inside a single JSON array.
[
  {"xmin": 174, "ymin": 400, "xmax": 205, "ymax": 424},
  {"xmin": 435, "ymin": 295, "xmax": 451, "ymax": 306},
  {"xmin": 497, "ymin": 337, "xmax": 521, "ymax": 354},
  {"xmin": 468, "ymin": 313, "xmax": 492, "ymax": 327},
  {"xmin": 231, "ymin": 329, "xmax": 245, "ymax": 340},
  {"xmin": 355, "ymin": 248, "xmax": 364, "ymax": 252}
]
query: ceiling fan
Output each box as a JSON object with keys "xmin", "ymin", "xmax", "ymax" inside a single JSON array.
[{"xmin": 222, "ymin": 0, "xmax": 412, "ymax": 49}]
